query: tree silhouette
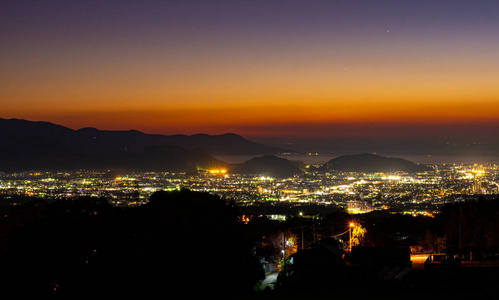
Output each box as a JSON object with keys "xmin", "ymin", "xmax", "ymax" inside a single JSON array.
[
  {"xmin": 267, "ymin": 229, "xmax": 298, "ymax": 269},
  {"xmin": 413, "ymin": 230, "xmax": 447, "ymax": 254},
  {"xmin": 0, "ymin": 190, "xmax": 264, "ymax": 297},
  {"xmin": 432, "ymin": 196, "xmax": 499, "ymax": 255},
  {"xmin": 350, "ymin": 221, "xmax": 367, "ymax": 248}
]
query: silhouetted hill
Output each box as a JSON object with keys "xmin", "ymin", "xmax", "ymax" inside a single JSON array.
[
  {"xmin": 0, "ymin": 118, "xmax": 296, "ymax": 172},
  {"xmin": 0, "ymin": 118, "xmax": 292, "ymax": 155},
  {"xmin": 0, "ymin": 139, "xmax": 227, "ymax": 172},
  {"xmin": 72, "ymin": 144, "xmax": 228, "ymax": 172},
  {"xmin": 0, "ymin": 118, "xmax": 75, "ymax": 145},
  {"xmin": 0, "ymin": 136, "xmax": 73, "ymax": 171},
  {"xmin": 229, "ymin": 155, "xmax": 304, "ymax": 178},
  {"xmin": 319, "ymin": 153, "xmax": 432, "ymax": 173},
  {"xmin": 133, "ymin": 144, "xmax": 228, "ymax": 172},
  {"xmin": 153, "ymin": 132, "xmax": 290, "ymax": 155}
]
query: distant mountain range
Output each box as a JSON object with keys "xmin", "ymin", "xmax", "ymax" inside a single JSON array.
[
  {"xmin": 0, "ymin": 118, "xmax": 291, "ymax": 155},
  {"xmin": 319, "ymin": 153, "xmax": 432, "ymax": 173},
  {"xmin": 0, "ymin": 118, "xmax": 433, "ymax": 175},
  {"xmin": 0, "ymin": 118, "xmax": 295, "ymax": 174}
]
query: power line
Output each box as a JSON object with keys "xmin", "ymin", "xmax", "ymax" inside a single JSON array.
[{"xmin": 330, "ymin": 229, "xmax": 350, "ymax": 238}]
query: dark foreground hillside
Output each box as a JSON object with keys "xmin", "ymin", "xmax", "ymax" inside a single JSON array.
[{"xmin": 0, "ymin": 190, "xmax": 264, "ymax": 297}]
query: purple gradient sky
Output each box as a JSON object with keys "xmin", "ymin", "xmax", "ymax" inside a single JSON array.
[{"xmin": 2, "ymin": 0, "xmax": 499, "ymax": 152}]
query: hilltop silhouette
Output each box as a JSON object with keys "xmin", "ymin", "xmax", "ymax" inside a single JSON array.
[
  {"xmin": 319, "ymin": 153, "xmax": 432, "ymax": 173},
  {"xmin": 0, "ymin": 137, "xmax": 228, "ymax": 172},
  {"xmin": 0, "ymin": 118, "xmax": 292, "ymax": 172},
  {"xmin": 229, "ymin": 155, "xmax": 305, "ymax": 178},
  {"xmin": 0, "ymin": 119, "xmax": 436, "ymax": 176},
  {"xmin": 0, "ymin": 118, "xmax": 292, "ymax": 155}
]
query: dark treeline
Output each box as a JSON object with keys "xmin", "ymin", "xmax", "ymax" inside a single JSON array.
[
  {"xmin": 1, "ymin": 191, "xmax": 498, "ymax": 297},
  {"xmin": 242, "ymin": 195, "xmax": 499, "ymax": 258},
  {"xmin": 262, "ymin": 197, "xmax": 499, "ymax": 297},
  {"xmin": 0, "ymin": 190, "xmax": 265, "ymax": 297},
  {"xmin": 359, "ymin": 196, "xmax": 499, "ymax": 256},
  {"xmin": 432, "ymin": 196, "xmax": 499, "ymax": 257}
]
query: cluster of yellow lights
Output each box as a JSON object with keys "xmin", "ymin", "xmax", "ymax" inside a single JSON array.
[{"xmin": 209, "ymin": 169, "xmax": 227, "ymax": 174}]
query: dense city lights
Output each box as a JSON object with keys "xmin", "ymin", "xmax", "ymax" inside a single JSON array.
[{"xmin": 1, "ymin": 163, "xmax": 497, "ymax": 217}]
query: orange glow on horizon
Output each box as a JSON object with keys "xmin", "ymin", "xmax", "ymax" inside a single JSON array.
[
  {"xmin": 5, "ymin": 95, "xmax": 498, "ymax": 138},
  {"xmin": 2, "ymin": 1, "xmax": 499, "ymax": 141},
  {"xmin": 3, "ymin": 46, "xmax": 499, "ymax": 139}
]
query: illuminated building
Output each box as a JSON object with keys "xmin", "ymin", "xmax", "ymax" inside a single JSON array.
[
  {"xmin": 347, "ymin": 200, "xmax": 373, "ymax": 214},
  {"xmin": 472, "ymin": 180, "xmax": 482, "ymax": 194}
]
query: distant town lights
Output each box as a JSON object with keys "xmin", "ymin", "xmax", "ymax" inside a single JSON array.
[{"xmin": 209, "ymin": 169, "xmax": 227, "ymax": 174}]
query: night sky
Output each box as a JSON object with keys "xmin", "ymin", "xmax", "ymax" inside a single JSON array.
[{"xmin": 2, "ymin": 0, "xmax": 498, "ymax": 151}]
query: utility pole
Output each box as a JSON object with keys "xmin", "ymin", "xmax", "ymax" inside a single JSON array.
[
  {"xmin": 349, "ymin": 222, "xmax": 355, "ymax": 252},
  {"xmin": 301, "ymin": 226, "xmax": 304, "ymax": 250},
  {"xmin": 282, "ymin": 230, "xmax": 286, "ymax": 260},
  {"xmin": 313, "ymin": 225, "xmax": 316, "ymax": 244},
  {"xmin": 348, "ymin": 223, "xmax": 355, "ymax": 253},
  {"xmin": 459, "ymin": 206, "xmax": 462, "ymax": 259}
]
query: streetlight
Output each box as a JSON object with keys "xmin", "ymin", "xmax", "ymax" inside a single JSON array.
[
  {"xmin": 349, "ymin": 222, "xmax": 355, "ymax": 252},
  {"xmin": 282, "ymin": 231, "xmax": 286, "ymax": 260}
]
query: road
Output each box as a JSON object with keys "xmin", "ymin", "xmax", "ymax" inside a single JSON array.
[{"xmin": 257, "ymin": 272, "xmax": 278, "ymax": 291}]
